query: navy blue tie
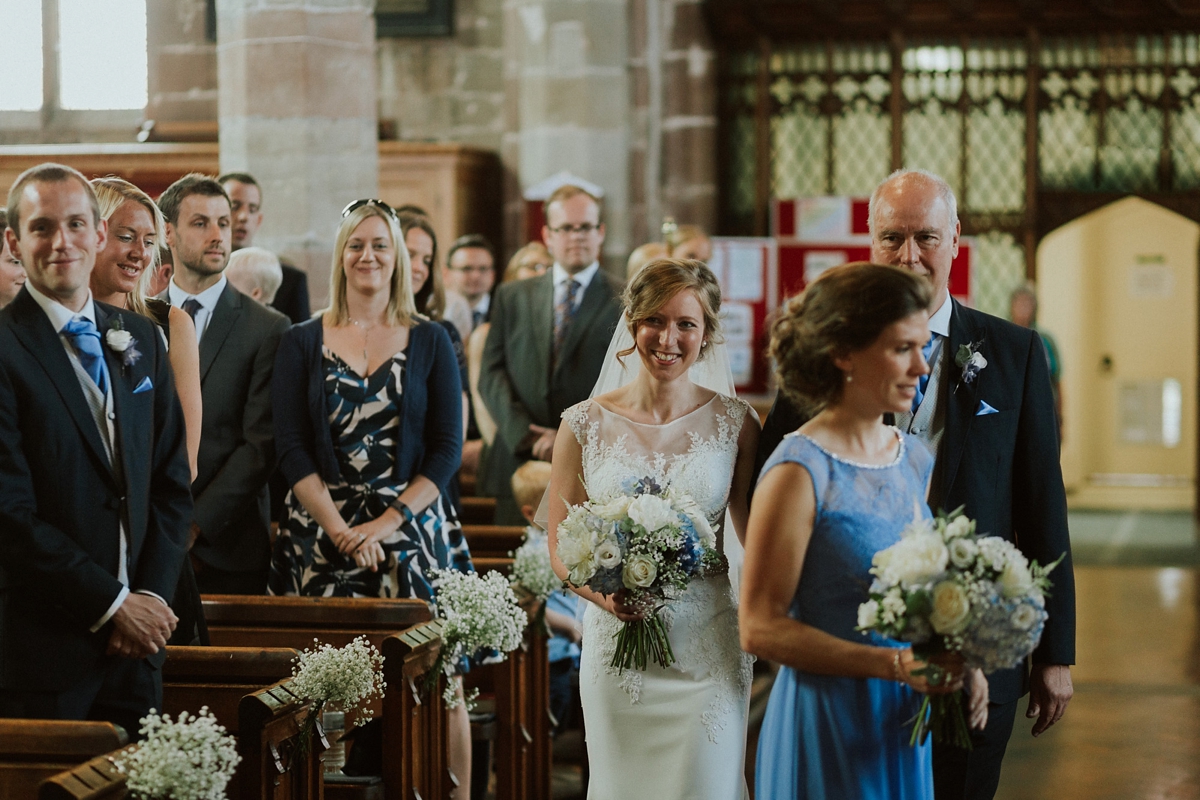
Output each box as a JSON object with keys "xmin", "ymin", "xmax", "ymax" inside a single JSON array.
[
  {"xmin": 911, "ymin": 334, "xmax": 936, "ymax": 413},
  {"xmin": 181, "ymin": 297, "xmax": 202, "ymax": 321},
  {"xmin": 63, "ymin": 317, "xmax": 109, "ymax": 395}
]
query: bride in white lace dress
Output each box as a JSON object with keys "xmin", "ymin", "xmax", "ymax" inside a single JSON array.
[{"xmin": 547, "ymin": 259, "xmax": 761, "ymax": 800}]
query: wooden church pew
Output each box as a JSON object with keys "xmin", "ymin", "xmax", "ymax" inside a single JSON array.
[
  {"xmin": 37, "ymin": 744, "xmax": 133, "ymax": 800},
  {"xmin": 461, "ymin": 524, "xmax": 527, "ymax": 559},
  {"xmin": 202, "ymin": 596, "xmax": 449, "ymax": 800},
  {"xmin": 459, "ymin": 496, "xmax": 496, "ymax": 526},
  {"xmin": 0, "ymin": 720, "xmax": 127, "ymax": 799}
]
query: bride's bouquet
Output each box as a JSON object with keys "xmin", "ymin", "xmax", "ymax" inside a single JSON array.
[
  {"xmin": 556, "ymin": 476, "xmax": 726, "ymax": 672},
  {"xmin": 857, "ymin": 506, "xmax": 1063, "ymax": 748}
]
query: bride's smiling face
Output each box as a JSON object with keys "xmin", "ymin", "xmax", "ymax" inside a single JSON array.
[{"xmin": 635, "ymin": 289, "xmax": 706, "ymax": 382}]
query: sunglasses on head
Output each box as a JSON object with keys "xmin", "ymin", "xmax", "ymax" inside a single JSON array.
[{"xmin": 341, "ymin": 199, "xmax": 399, "ymax": 221}]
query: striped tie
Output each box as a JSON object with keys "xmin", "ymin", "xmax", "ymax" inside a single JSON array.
[
  {"xmin": 553, "ymin": 279, "xmax": 581, "ymax": 367},
  {"xmin": 912, "ymin": 334, "xmax": 936, "ymax": 413}
]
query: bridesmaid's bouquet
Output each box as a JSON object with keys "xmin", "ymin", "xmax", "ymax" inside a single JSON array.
[
  {"xmin": 857, "ymin": 506, "xmax": 1063, "ymax": 748},
  {"xmin": 556, "ymin": 476, "xmax": 726, "ymax": 672}
]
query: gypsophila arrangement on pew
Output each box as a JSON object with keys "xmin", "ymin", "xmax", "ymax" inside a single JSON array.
[
  {"xmin": 112, "ymin": 707, "xmax": 240, "ymax": 800},
  {"xmin": 856, "ymin": 506, "xmax": 1063, "ymax": 748},
  {"xmin": 556, "ymin": 476, "xmax": 726, "ymax": 672},
  {"xmin": 290, "ymin": 636, "xmax": 386, "ymax": 753},
  {"xmin": 510, "ymin": 527, "xmax": 565, "ymax": 631},
  {"xmin": 430, "ymin": 568, "xmax": 529, "ymax": 709}
]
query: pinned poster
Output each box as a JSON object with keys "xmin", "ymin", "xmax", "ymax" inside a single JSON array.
[
  {"xmin": 720, "ymin": 302, "xmax": 754, "ymax": 343},
  {"xmin": 803, "ymin": 250, "xmax": 849, "ymax": 283},
  {"xmin": 727, "ymin": 246, "xmax": 764, "ymax": 301},
  {"xmin": 728, "ymin": 346, "xmax": 754, "ymax": 386}
]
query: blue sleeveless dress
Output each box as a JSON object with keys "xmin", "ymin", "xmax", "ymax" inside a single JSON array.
[{"xmin": 755, "ymin": 430, "xmax": 935, "ymax": 800}]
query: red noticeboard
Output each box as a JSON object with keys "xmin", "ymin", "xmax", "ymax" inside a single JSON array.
[{"xmin": 707, "ymin": 238, "xmax": 777, "ymax": 395}]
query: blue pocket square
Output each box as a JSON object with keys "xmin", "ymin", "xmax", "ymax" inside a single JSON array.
[
  {"xmin": 133, "ymin": 377, "xmax": 153, "ymax": 394},
  {"xmin": 976, "ymin": 400, "xmax": 999, "ymax": 416}
]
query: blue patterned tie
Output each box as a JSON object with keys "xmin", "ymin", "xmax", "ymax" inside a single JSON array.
[
  {"xmin": 63, "ymin": 316, "xmax": 109, "ymax": 395},
  {"xmin": 553, "ymin": 279, "xmax": 581, "ymax": 367},
  {"xmin": 911, "ymin": 334, "xmax": 937, "ymax": 413}
]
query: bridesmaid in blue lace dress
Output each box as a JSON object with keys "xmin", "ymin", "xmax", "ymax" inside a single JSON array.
[{"xmin": 741, "ymin": 263, "xmax": 988, "ymax": 799}]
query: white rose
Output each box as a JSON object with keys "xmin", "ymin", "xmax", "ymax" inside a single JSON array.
[
  {"xmin": 622, "ymin": 555, "xmax": 658, "ymax": 589},
  {"xmin": 944, "ymin": 515, "xmax": 973, "ymax": 540},
  {"xmin": 567, "ymin": 558, "xmax": 597, "ymax": 587},
  {"xmin": 627, "ymin": 495, "xmax": 677, "ymax": 532},
  {"xmin": 929, "ymin": 580, "xmax": 972, "ymax": 634},
  {"xmin": 554, "ymin": 530, "xmax": 592, "ymax": 570},
  {"xmin": 594, "ymin": 539, "xmax": 623, "ymax": 569},
  {"xmin": 1012, "ymin": 602, "xmax": 1040, "ymax": 631},
  {"xmin": 856, "ymin": 600, "xmax": 880, "ymax": 630},
  {"xmin": 948, "ymin": 537, "xmax": 978, "ymax": 569},
  {"xmin": 106, "ymin": 329, "xmax": 133, "ymax": 352},
  {"xmin": 999, "ymin": 557, "xmax": 1035, "ymax": 599},
  {"xmin": 592, "ymin": 495, "xmax": 634, "ymax": 520},
  {"xmin": 970, "ymin": 352, "xmax": 988, "ymax": 370}
]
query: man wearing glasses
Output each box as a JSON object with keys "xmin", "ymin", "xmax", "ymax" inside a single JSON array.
[
  {"xmin": 480, "ymin": 185, "xmax": 623, "ymax": 524},
  {"xmin": 445, "ymin": 234, "xmax": 496, "ymax": 334}
]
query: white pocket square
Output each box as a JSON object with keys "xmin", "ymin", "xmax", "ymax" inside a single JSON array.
[
  {"xmin": 976, "ymin": 400, "xmax": 999, "ymax": 416},
  {"xmin": 133, "ymin": 377, "xmax": 153, "ymax": 394}
]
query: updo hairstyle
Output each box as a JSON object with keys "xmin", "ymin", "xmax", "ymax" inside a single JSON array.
[
  {"xmin": 770, "ymin": 262, "xmax": 933, "ymax": 413},
  {"xmin": 616, "ymin": 257, "xmax": 723, "ymax": 364}
]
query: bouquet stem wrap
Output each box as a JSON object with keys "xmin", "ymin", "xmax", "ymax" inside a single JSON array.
[{"xmin": 612, "ymin": 610, "xmax": 675, "ymax": 672}]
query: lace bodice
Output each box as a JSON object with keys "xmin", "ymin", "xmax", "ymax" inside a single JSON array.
[{"xmin": 563, "ymin": 393, "xmax": 749, "ymax": 551}]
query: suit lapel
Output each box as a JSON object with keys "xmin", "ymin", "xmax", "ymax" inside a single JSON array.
[
  {"xmin": 8, "ymin": 292, "xmax": 116, "ymax": 485},
  {"xmin": 939, "ymin": 299, "xmax": 985, "ymax": 500},
  {"xmin": 529, "ymin": 273, "xmax": 555, "ymax": 378},
  {"xmin": 554, "ymin": 273, "xmax": 615, "ymax": 376},
  {"xmin": 96, "ymin": 304, "xmax": 137, "ymax": 491},
  {"xmin": 198, "ymin": 283, "xmax": 241, "ymax": 382}
]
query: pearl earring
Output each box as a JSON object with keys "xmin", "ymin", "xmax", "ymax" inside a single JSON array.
[{"xmin": 845, "ymin": 373, "xmax": 853, "ymax": 383}]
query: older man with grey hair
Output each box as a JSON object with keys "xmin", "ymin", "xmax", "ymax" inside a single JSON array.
[
  {"xmin": 753, "ymin": 168, "xmax": 1076, "ymax": 800},
  {"xmin": 225, "ymin": 246, "xmax": 284, "ymax": 306}
]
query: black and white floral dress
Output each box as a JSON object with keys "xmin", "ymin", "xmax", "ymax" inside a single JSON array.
[{"xmin": 268, "ymin": 347, "xmax": 472, "ymax": 599}]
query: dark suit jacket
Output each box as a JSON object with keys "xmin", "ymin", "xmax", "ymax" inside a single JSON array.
[
  {"xmin": 755, "ymin": 300, "xmax": 1075, "ymax": 704},
  {"xmin": 171, "ymin": 282, "xmax": 290, "ymax": 574},
  {"xmin": 0, "ymin": 290, "xmax": 193, "ymax": 691},
  {"xmin": 270, "ymin": 261, "xmax": 311, "ymax": 325},
  {"xmin": 478, "ymin": 270, "xmax": 623, "ymax": 512}
]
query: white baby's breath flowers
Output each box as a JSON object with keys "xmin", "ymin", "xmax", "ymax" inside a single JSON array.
[
  {"xmin": 291, "ymin": 636, "xmax": 387, "ymax": 726},
  {"xmin": 434, "ymin": 569, "xmax": 528, "ymax": 663},
  {"xmin": 511, "ymin": 528, "xmax": 563, "ymax": 601},
  {"xmin": 113, "ymin": 708, "xmax": 240, "ymax": 800}
]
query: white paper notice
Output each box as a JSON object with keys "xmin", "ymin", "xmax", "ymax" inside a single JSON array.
[
  {"xmin": 727, "ymin": 247, "xmax": 763, "ymax": 301},
  {"xmin": 720, "ymin": 303, "xmax": 754, "ymax": 343},
  {"xmin": 804, "ymin": 250, "xmax": 848, "ymax": 283},
  {"xmin": 728, "ymin": 345, "xmax": 753, "ymax": 385}
]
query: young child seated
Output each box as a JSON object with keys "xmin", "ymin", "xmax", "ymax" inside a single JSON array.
[{"xmin": 511, "ymin": 460, "xmax": 581, "ymax": 734}]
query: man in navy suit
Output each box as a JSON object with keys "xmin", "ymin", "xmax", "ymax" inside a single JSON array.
[
  {"xmin": 755, "ymin": 169, "xmax": 1076, "ymax": 800},
  {"xmin": 0, "ymin": 163, "xmax": 192, "ymax": 735}
]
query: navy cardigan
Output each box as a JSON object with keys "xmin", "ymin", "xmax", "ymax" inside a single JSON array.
[{"xmin": 272, "ymin": 316, "xmax": 463, "ymax": 496}]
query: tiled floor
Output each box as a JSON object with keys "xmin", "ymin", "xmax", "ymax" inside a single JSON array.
[{"xmin": 996, "ymin": 563, "xmax": 1200, "ymax": 800}]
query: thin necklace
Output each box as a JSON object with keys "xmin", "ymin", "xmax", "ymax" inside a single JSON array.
[{"xmin": 348, "ymin": 316, "xmax": 378, "ymax": 367}]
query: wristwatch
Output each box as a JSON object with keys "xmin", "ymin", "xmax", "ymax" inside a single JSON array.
[{"xmin": 391, "ymin": 499, "xmax": 415, "ymax": 525}]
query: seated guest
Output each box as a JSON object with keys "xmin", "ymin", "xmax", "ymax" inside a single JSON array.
[
  {"xmin": 89, "ymin": 178, "xmax": 208, "ymax": 646},
  {"xmin": 226, "ymin": 246, "xmax": 284, "ymax": 306},
  {"xmin": 269, "ymin": 199, "xmax": 473, "ymax": 798},
  {"xmin": 512, "ymin": 460, "xmax": 580, "ymax": 736},
  {"xmin": 503, "ymin": 241, "xmax": 553, "ymax": 283},
  {"xmin": 159, "ymin": 173, "xmax": 290, "ymax": 596},
  {"xmin": 400, "ymin": 212, "xmax": 478, "ymax": 478},
  {"xmin": 445, "ymin": 234, "xmax": 496, "ymax": 334},
  {"xmin": 0, "ymin": 210, "xmax": 27, "ymax": 307},
  {"xmin": 218, "ymin": 172, "xmax": 311, "ymax": 324},
  {"xmin": 666, "ymin": 223, "xmax": 713, "ymax": 263},
  {"xmin": 625, "ymin": 241, "xmax": 668, "ymax": 279},
  {"xmin": 0, "ymin": 163, "xmax": 191, "ymax": 736}
]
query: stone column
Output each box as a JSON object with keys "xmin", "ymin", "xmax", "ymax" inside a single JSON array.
[
  {"xmin": 217, "ymin": 0, "xmax": 379, "ymax": 308},
  {"xmin": 502, "ymin": 0, "xmax": 631, "ymax": 270},
  {"xmin": 628, "ymin": 0, "xmax": 716, "ymax": 244}
]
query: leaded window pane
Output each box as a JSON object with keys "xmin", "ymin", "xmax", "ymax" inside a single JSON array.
[{"xmin": 972, "ymin": 231, "xmax": 1026, "ymax": 319}]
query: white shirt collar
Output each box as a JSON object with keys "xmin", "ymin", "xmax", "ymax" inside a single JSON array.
[
  {"xmin": 552, "ymin": 262, "xmax": 600, "ymax": 293},
  {"xmin": 471, "ymin": 293, "xmax": 491, "ymax": 315},
  {"xmin": 25, "ymin": 281, "xmax": 96, "ymax": 334},
  {"xmin": 168, "ymin": 274, "xmax": 227, "ymax": 310},
  {"xmin": 929, "ymin": 293, "xmax": 952, "ymax": 338}
]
